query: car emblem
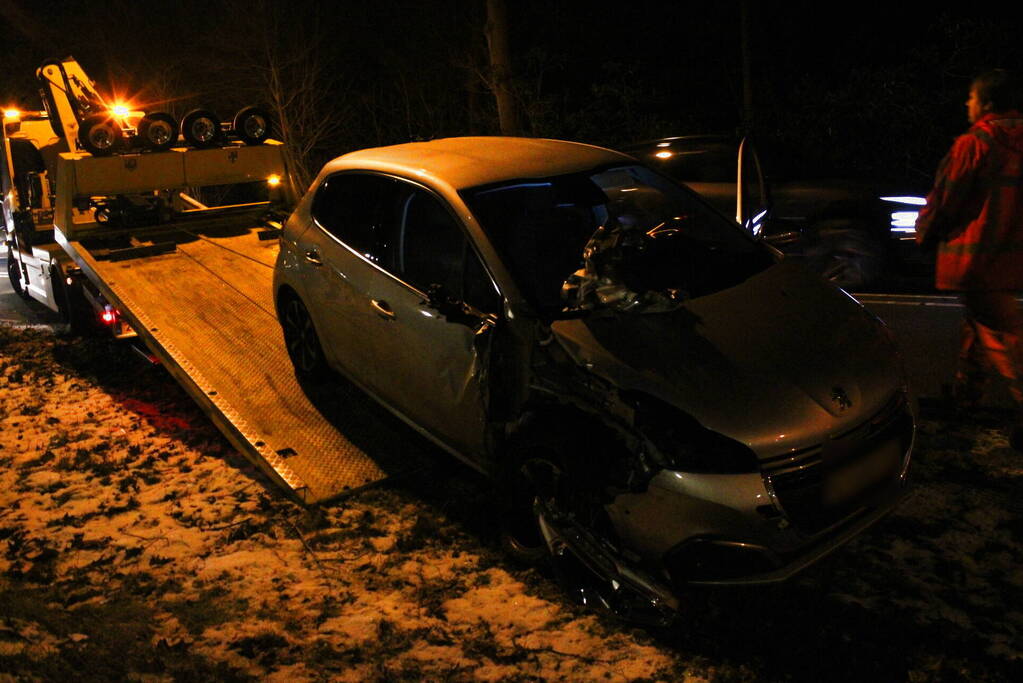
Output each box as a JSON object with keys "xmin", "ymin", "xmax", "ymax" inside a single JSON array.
[{"xmin": 831, "ymin": 387, "xmax": 852, "ymax": 411}]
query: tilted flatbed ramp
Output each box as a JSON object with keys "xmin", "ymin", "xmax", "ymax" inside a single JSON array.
[{"xmin": 57, "ymin": 216, "xmax": 399, "ymax": 504}]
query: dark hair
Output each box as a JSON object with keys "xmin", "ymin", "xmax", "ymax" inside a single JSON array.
[{"xmin": 971, "ymin": 69, "xmax": 1021, "ymax": 112}]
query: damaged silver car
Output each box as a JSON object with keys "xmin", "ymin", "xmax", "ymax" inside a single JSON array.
[{"xmin": 273, "ymin": 137, "xmax": 914, "ymax": 623}]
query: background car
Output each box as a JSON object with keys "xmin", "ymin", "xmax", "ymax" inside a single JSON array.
[
  {"xmin": 273, "ymin": 136, "xmax": 914, "ymax": 622},
  {"xmin": 621, "ymin": 133, "xmax": 931, "ymax": 292}
]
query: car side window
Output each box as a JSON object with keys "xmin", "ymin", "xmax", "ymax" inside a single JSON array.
[
  {"xmin": 310, "ymin": 173, "xmax": 398, "ymax": 267},
  {"xmin": 397, "ymin": 188, "xmax": 465, "ymax": 295},
  {"xmin": 392, "ymin": 187, "xmax": 500, "ymax": 314}
]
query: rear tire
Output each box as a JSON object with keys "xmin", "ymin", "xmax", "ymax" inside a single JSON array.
[{"xmin": 279, "ymin": 292, "xmax": 328, "ymax": 380}]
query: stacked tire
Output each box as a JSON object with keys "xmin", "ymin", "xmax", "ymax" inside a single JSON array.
[{"xmin": 77, "ymin": 106, "xmax": 273, "ymax": 156}]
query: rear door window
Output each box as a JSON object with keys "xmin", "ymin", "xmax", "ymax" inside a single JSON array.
[{"xmin": 310, "ymin": 173, "xmax": 400, "ymax": 268}]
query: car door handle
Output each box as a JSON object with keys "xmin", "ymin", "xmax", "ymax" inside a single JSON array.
[
  {"xmin": 370, "ymin": 299, "xmax": 396, "ymax": 320},
  {"xmin": 304, "ymin": 249, "xmax": 322, "ymax": 266}
]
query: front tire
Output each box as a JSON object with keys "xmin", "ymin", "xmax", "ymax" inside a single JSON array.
[
  {"xmin": 7, "ymin": 248, "xmax": 29, "ymax": 299},
  {"xmin": 499, "ymin": 414, "xmax": 619, "ymax": 565},
  {"xmin": 279, "ymin": 293, "xmax": 328, "ymax": 380}
]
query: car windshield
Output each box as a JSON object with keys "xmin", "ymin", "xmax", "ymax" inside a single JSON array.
[{"xmin": 460, "ymin": 164, "xmax": 773, "ymax": 316}]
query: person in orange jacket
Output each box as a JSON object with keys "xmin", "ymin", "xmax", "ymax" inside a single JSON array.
[{"xmin": 916, "ymin": 69, "xmax": 1023, "ymax": 447}]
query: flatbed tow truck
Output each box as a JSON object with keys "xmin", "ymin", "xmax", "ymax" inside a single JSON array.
[{"xmin": 2, "ymin": 58, "xmax": 394, "ymax": 503}]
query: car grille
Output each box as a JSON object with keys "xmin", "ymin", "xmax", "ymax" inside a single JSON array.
[{"xmin": 761, "ymin": 392, "xmax": 912, "ymax": 534}]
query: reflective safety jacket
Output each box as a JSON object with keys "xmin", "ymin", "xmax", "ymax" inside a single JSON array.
[{"xmin": 916, "ymin": 111, "xmax": 1023, "ymax": 290}]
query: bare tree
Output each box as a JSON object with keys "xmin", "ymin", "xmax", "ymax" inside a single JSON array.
[
  {"xmin": 203, "ymin": 0, "xmax": 348, "ymax": 193},
  {"xmin": 484, "ymin": 0, "xmax": 521, "ymax": 136}
]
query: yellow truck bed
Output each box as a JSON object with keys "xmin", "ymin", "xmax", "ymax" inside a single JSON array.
[{"xmin": 57, "ymin": 216, "xmax": 401, "ymax": 503}]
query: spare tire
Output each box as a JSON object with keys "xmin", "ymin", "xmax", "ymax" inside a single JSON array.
[
  {"xmin": 139, "ymin": 112, "xmax": 178, "ymax": 151},
  {"xmin": 180, "ymin": 108, "xmax": 222, "ymax": 149},
  {"xmin": 232, "ymin": 106, "xmax": 272, "ymax": 145},
  {"xmin": 78, "ymin": 114, "xmax": 123, "ymax": 156}
]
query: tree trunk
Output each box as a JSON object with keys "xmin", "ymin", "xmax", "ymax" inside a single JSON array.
[{"xmin": 485, "ymin": 0, "xmax": 521, "ymax": 136}]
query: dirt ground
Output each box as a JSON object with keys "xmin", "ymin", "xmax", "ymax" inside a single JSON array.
[{"xmin": 1, "ymin": 324, "xmax": 1022, "ymax": 682}]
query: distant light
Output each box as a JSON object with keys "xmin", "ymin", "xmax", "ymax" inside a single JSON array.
[
  {"xmin": 880, "ymin": 196, "xmax": 927, "ymax": 206},
  {"xmin": 66, "ymin": 277, "xmax": 73, "ymax": 286},
  {"xmin": 3, "ymin": 108, "xmax": 19, "ymax": 119},
  {"xmin": 110, "ymin": 104, "xmax": 131, "ymax": 118},
  {"xmin": 891, "ymin": 211, "xmax": 920, "ymax": 231},
  {"xmin": 654, "ymin": 151, "xmax": 673, "ymax": 159},
  {"xmin": 656, "ymin": 142, "xmax": 671, "ymax": 148},
  {"xmin": 267, "ymin": 174, "xmax": 282, "ymax": 187},
  {"xmin": 101, "ymin": 310, "xmax": 117, "ymax": 324},
  {"xmin": 748, "ymin": 209, "xmax": 768, "ymax": 236}
]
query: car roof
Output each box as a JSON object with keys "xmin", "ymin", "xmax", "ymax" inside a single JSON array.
[{"xmin": 322, "ymin": 136, "xmax": 634, "ymax": 190}]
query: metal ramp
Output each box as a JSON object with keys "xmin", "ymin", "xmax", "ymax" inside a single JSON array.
[{"xmin": 57, "ymin": 218, "xmax": 400, "ymax": 504}]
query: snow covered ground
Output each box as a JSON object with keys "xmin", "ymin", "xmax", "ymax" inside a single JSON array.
[{"xmin": 1, "ymin": 325, "xmax": 1021, "ymax": 681}]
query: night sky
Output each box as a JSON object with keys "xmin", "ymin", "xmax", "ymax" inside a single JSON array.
[{"xmin": 2, "ymin": 1, "xmax": 1022, "ymax": 187}]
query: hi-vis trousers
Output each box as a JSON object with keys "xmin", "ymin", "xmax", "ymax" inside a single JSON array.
[{"xmin": 956, "ymin": 290, "xmax": 1023, "ymax": 411}]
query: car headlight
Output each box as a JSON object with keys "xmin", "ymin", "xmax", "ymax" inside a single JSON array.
[
  {"xmin": 880, "ymin": 196, "xmax": 926, "ymax": 235},
  {"xmin": 627, "ymin": 393, "xmax": 759, "ymax": 474}
]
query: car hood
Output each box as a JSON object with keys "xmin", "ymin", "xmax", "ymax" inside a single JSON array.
[{"xmin": 549, "ymin": 260, "xmax": 904, "ymax": 459}]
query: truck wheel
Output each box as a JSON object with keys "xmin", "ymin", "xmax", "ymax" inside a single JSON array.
[
  {"xmin": 805, "ymin": 227, "xmax": 886, "ymax": 292},
  {"xmin": 7, "ymin": 249, "xmax": 29, "ymax": 299},
  {"xmin": 139, "ymin": 112, "xmax": 178, "ymax": 151},
  {"xmin": 78, "ymin": 115, "xmax": 123, "ymax": 156},
  {"xmin": 181, "ymin": 109, "xmax": 222, "ymax": 149},
  {"xmin": 233, "ymin": 106, "xmax": 272, "ymax": 145},
  {"xmin": 279, "ymin": 293, "xmax": 328, "ymax": 379}
]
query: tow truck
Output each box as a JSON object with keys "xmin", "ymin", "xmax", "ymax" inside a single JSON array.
[{"xmin": 2, "ymin": 57, "xmax": 395, "ymax": 503}]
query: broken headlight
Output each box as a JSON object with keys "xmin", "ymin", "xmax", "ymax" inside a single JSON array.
[{"xmin": 628, "ymin": 393, "xmax": 759, "ymax": 474}]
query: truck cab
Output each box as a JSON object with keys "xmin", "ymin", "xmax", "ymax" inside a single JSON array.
[{"xmin": 2, "ymin": 108, "xmax": 72, "ymax": 317}]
